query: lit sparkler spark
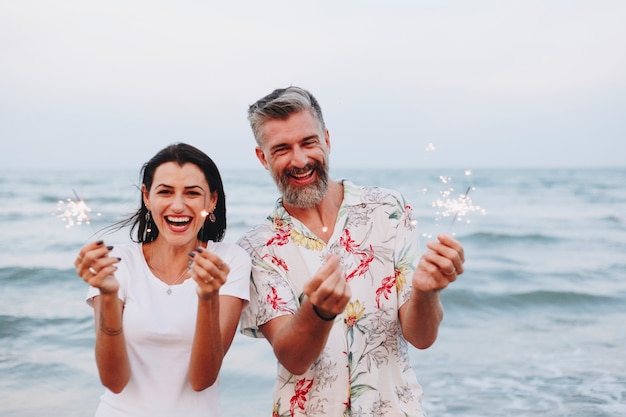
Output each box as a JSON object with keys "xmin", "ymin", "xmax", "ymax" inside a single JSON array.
[
  {"xmin": 54, "ymin": 189, "xmax": 95, "ymax": 228},
  {"xmin": 432, "ymin": 183, "xmax": 487, "ymax": 233},
  {"xmin": 420, "ymin": 143, "xmax": 487, "ymax": 235},
  {"xmin": 446, "ymin": 186, "xmax": 472, "ymax": 231}
]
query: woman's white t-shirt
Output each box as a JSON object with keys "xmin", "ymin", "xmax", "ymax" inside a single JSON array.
[{"xmin": 86, "ymin": 241, "xmax": 251, "ymax": 417}]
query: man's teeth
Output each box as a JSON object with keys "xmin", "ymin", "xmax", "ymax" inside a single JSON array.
[{"xmin": 292, "ymin": 170, "xmax": 312, "ymax": 178}]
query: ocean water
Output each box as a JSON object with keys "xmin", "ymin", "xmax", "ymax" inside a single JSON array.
[{"xmin": 1, "ymin": 167, "xmax": 625, "ymax": 417}]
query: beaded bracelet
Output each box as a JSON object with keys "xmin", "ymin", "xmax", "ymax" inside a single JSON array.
[{"xmin": 312, "ymin": 305, "xmax": 337, "ymax": 321}]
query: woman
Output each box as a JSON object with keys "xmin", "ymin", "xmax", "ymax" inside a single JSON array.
[{"xmin": 74, "ymin": 143, "xmax": 250, "ymax": 417}]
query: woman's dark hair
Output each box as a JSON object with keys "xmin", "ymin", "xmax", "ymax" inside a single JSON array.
[{"xmin": 111, "ymin": 143, "xmax": 227, "ymax": 243}]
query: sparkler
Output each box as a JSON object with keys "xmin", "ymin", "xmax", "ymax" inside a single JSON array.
[
  {"xmin": 444, "ymin": 186, "xmax": 472, "ymax": 232},
  {"xmin": 419, "ymin": 143, "xmax": 487, "ymax": 235},
  {"xmin": 54, "ymin": 189, "xmax": 99, "ymax": 228},
  {"xmin": 431, "ymin": 177, "xmax": 486, "ymax": 234}
]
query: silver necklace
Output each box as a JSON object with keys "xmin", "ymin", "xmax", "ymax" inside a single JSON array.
[{"xmin": 148, "ymin": 263, "xmax": 189, "ymax": 295}]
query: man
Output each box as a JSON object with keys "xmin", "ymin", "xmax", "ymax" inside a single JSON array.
[{"xmin": 238, "ymin": 86, "xmax": 465, "ymax": 417}]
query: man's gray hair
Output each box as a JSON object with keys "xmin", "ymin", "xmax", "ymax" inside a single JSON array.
[{"xmin": 247, "ymin": 86, "xmax": 326, "ymax": 146}]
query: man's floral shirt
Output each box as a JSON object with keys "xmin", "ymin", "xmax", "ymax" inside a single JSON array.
[{"xmin": 238, "ymin": 181, "xmax": 426, "ymax": 417}]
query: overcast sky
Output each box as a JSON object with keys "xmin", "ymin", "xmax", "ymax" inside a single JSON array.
[{"xmin": 2, "ymin": 0, "xmax": 625, "ymax": 171}]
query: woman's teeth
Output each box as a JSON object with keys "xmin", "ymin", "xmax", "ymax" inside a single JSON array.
[{"xmin": 166, "ymin": 216, "xmax": 191, "ymax": 225}]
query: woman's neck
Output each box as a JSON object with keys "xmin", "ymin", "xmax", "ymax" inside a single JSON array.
[{"xmin": 143, "ymin": 238, "xmax": 203, "ymax": 276}]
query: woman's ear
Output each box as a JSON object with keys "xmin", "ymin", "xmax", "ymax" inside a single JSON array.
[
  {"xmin": 202, "ymin": 190, "xmax": 219, "ymax": 216},
  {"xmin": 142, "ymin": 184, "xmax": 150, "ymax": 211}
]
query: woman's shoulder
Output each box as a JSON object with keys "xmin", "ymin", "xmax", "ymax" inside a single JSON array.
[
  {"xmin": 109, "ymin": 242, "xmax": 142, "ymax": 259},
  {"xmin": 208, "ymin": 241, "xmax": 249, "ymax": 259},
  {"xmin": 208, "ymin": 242, "xmax": 251, "ymax": 288}
]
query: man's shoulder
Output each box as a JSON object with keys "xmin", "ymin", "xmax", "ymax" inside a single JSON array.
[
  {"xmin": 236, "ymin": 220, "xmax": 275, "ymax": 250},
  {"xmin": 342, "ymin": 180, "xmax": 406, "ymax": 204}
]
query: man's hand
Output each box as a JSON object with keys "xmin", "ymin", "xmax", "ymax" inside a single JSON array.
[
  {"xmin": 412, "ymin": 234, "xmax": 465, "ymax": 293},
  {"xmin": 303, "ymin": 254, "xmax": 351, "ymax": 319}
]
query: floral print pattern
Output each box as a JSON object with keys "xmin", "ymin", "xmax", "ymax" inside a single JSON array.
[{"xmin": 239, "ymin": 181, "xmax": 425, "ymax": 416}]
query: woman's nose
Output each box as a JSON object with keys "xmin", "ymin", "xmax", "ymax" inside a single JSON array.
[{"xmin": 171, "ymin": 193, "xmax": 185, "ymax": 211}]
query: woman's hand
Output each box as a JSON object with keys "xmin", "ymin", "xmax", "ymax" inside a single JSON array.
[
  {"xmin": 188, "ymin": 247, "xmax": 228, "ymax": 300},
  {"xmin": 74, "ymin": 240, "xmax": 121, "ymax": 294}
]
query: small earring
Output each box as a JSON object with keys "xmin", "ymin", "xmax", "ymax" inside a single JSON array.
[
  {"xmin": 209, "ymin": 211, "xmax": 216, "ymax": 223},
  {"xmin": 145, "ymin": 211, "xmax": 152, "ymax": 233},
  {"xmin": 143, "ymin": 210, "xmax": 152, "ymax": 241}
]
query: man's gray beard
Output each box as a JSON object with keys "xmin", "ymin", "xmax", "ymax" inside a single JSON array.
[{"xmin": 272, "ymin": 164, "xmax": 329, "ymax": 209}]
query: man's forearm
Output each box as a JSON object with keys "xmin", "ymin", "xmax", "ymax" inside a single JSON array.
[{"xmin": 399, "ymin": 289, "xmax": 444, "ymax": 349}]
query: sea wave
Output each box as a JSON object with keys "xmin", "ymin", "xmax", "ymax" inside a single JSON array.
[
  {"xmin": 0, "ymin": 266, "xmax": 75, "ymax": 284},
  {"xmin": 602, "ymin": 214, "xmax": 625, "ymax": 225},
  {"xmin": 41, "ymin": 194, "xmax": 135, "ymax": 205},
  {"xmin": 0, "ymin": 314, "xmax": 92, "ymax": 342},
  {"xmin": 464, "ymin": 231, "xmax": 561, "ymax": 244},
  {"xmin": 442, "ymin": 288, "xmax": 625, "ymax": 315}
]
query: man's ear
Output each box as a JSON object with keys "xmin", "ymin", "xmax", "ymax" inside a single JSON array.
[
  {"xmin": 324, "ymin": 129, "xmax": 331, "ymax": 153},
  {"xmin": 255, "ymin": 146, "xmax": 269, "ymax": 170}
]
